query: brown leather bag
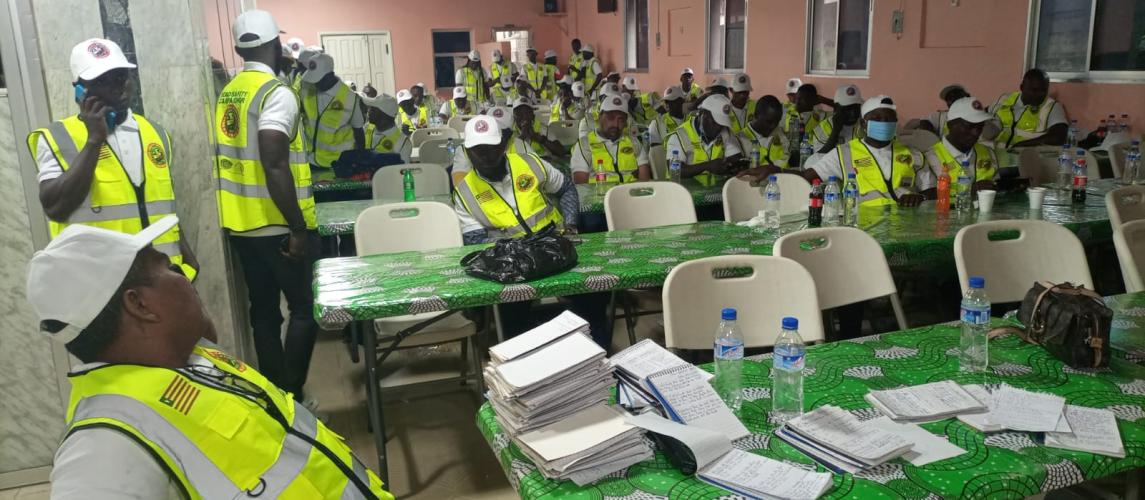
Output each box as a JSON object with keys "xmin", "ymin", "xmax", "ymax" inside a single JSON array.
[{"xmin": 1010, "ymin": 281, "xmax": 1111, "ymax": 369}]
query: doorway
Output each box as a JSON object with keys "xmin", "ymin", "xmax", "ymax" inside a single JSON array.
[
  {"xmin": 319, "ymin": 31, "xmax": 397, "ymax": 96},
  {"xmin": 493, "ymin": 28, "xmax": 531, "ymax": 65}
]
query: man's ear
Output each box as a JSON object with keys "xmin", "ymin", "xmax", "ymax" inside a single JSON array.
[{"xmin": 121, "ymin": 288, "xmax": 161, "ymax": 324}]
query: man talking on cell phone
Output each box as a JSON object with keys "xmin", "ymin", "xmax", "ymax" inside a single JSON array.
[
  {"xmin": 27, "ymin": 38, "xmax": 200, "ymax": 281},
  {"xmin": 215, "ymin": 10, "xmax": 321, "ymax": 409}
]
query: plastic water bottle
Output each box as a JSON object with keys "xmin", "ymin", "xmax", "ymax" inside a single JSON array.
[
  {"xmin": 843, "ymin": 173, "xmax": 859, "ymax": 226},
  {"xmin": 762, "ymin": 175, "xmax": 781, "ymax": 231},
  {"xmin": 823, "ymin": 176, "xmax": 841, "ymax": 226},
  {"xmin": 1130, "ymin": 140, "xmax": 1143, "ymax": 185},
  {"xmin": 669, "ymin": 150, "xmax": 682, "ymax": 183},
  {"xmin": 714, "ymin": 308, "xmax": 744, "ymax": 412},
  {"xmin": 960, "ymin": 276, "xmax": 990, "ymax": 372},
  {"xmin": 1108, "ymin": 114, "xmax": 1119, "ymax": 133},
  {"xmin": 955, "ymin": 174, "xmax": 972, "ymax": 211},
  {"xmin": 402, "ymin": 169, "xmax": 416, "ymax": 201},
  {"xmin": 1121, "ymin": 114, "xmax": 1132, "ymax": 135},
  {"xmin": 1067, "ymin": 120, "xmax": 1079, "ymax": 148},
  {"xmin": 772, "ymin": 316, "xmax": 806, "ymax": 422},
  {"xmin": 788, "ymin": 116, "xmax": 803, "ymax": 147},
  {"xmin": 446, "ymin": 138, "xmax": 457, "ymax": 166},
  {"xmin": 1073, "ymin": 149, "xmax": 1088, "ymax": 204},
  {"xmin": 751, "ymin": 149, "xmax": 760, "ymax": 170},
  {"xmin": 798, "ymin": 134, "xmax": 814, "ymax": 170},
  {"xmin": 1057, "ymin": 145, "xmax": 1073, "ymax": 190}
]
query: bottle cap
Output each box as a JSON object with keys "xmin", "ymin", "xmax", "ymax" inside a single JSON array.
[
  {"xmin": 1077, "ymin": 149, "xmax": 1085, "ymax": 155},
  {"xmin": 768, "ymin": 175, "xmax": 778, "ymax": 181},
  {"xmin": 969, "ymin": 276, "xmax": 985, "ymax": 289},
  {"xmin": 812, "ymin": 178, "xmax": 821, "ymax": 185},
  {"xmin": 828, "ymin": 175, "xmax": 838, "ymax": 182},
  {"xmin": 782, "ymin": 316, "xmax": 798, "ymax": 330},
  {"xmin": 721, "ymin": 308, "xmax": 737, "ymax": 321}
]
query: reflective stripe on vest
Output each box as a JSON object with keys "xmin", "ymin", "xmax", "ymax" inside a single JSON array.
[
  {"xmin": 365, "ymin": 124, "xmax": 405, "ymax": 153},
  {"xmin": 454, "ymin": 152, "xmax": 563, "ymax": 239},
  {"xmin": 929, "ymin": 141, "xmax": 996, "ymax": 184},
  {"xmin": 461, "ymin": 68, "xmax": 488, "ymax": 104},
  {"xmin": 579, "ymin": 132, "xmax": 638, "ymax": 183},
  {"xmin": 582, "ymin": 58, "xmax": 599, "ymax": 90},
  {"xmin": 677, "ymin": 119, "xmax": 725, "ymax": 184},
  {"xmin": 994, "ymin": 92, "xmax": 1056, "ymax": 147},
  {"xmin": 524, "ymin": 62, "xmax": 544, "ymax": 90},
  {"xmin": 659, "ymin": 114, "xmax": 682, "ymax": 140},
  {"xmin": 215, "ymin": 71, "xmax": 316, "ymax": 232},
  {"xmin": 399, "ymin": 105, "xmax": 429, "ymax": 130},
  {"xmin": 839, "ymin": 138, "xmax": 916, "ymax": 207},
  {"xmin": 301, "ymin": 83, "xmax": 358, "ymax": 168}
]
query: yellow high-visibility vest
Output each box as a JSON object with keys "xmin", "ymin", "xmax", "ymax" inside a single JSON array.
[
  {"xmin": 490, "ymin": 61, "xmax": 512, "ymax": 83},
  {"xmin": 300, "ymin": 81, "xmax": 359, "ymax": 168},
  {"xmin": 739, "ymin": 124, "xmax": 789, "ymax": 169},
  {"xmin": 993, "ymin": 91, "xmax": 1058, "ymax": 147},
  {"xmin": 523, "ymin": 62, "xmax": 544, "ymax": 91},
  {"xmin": 676, "ymin": 118, "xmax": 726, "ymax": 184},
  {"xmin": 446, "ymin": 99, "xmax": 474, "ymax": 120},
  {"xmin": 928, "ymin": 141, "xmax": 996, "ymax": 190},
  {"xmin": 397, "ymin": 105, "xmax": 429, "ymax": 131},
  {"xmin": 27, "ymin": 113, "xmax": 196, "ymax": 280},
  {"xmin": 454, "ymin": 152, "xmax": 563, "ymax": 239},
  {"xmin": 786, "ymin": 109, "xmax": 826, "ymax": 139},
  {"xmin": 65, "ymin": 342, "xmax": 392, "ymax": 499},
  {"xmin": 513, "ymin": 117, "xmax": 547, "ymax": 155},
  {"xmin": 729, "ymin": 100, "xmax": 757, "ymax": 135},
  {"xmin": 810, "ymin": 118, "xmax": 864, "ymax": 147},
  {"xmin": 542, "ymin": 64, "xmax": 559, "ymax": 100},
  {"xmin": 581, "ymin": 58, "xmax": 600, "ymax": 91},
  {"xmin": 365, "ymin": 123, "xmax": 406, "ymax": 154},
  {"xmin": 579, "ymin": 132, "xmax": 639, "ymax": 183},
  {"xmin": 459, "ymin": 67, "xmax": 489, "ymax": 104},
  {"xmin": 214, "ymin": 70, "xmax": 316, "ymax": 233},
  {"xmin": 838, "ymin": 138, "xmax": 917, "ymax": 207}
]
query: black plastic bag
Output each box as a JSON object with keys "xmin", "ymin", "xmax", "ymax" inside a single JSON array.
[
  {"xmin": 460, "ymin": 225, "xmax": 578, "ymax": 283},
  {"xmin": 331, "ymin": 149, "xmax": 404, "ymax": 180}
]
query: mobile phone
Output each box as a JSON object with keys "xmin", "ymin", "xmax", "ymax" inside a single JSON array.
[{"xmin": 74, "ymin": 83, "xmax": 118, "ymax": 131}]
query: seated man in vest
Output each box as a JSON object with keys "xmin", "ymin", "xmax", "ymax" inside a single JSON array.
[
  {"xmin": 29, "ymin": 38, "xmax": 199, "ymax": 281},
  {"xmin": 396, "ymin": 88, "xmax": 430, "ymax": 133},
  {"xmin": 921, "ymin": 96, "xmax": 998, "ymax": 199},
  {"xmin": 513, "ymin": 98, "xmax": 566, "ymax": 157},
  {"xmin": 364, "ymin": 93, "xmax": 411, "ymax": 162},
  {"xmin": 298, "ymin": 52, "xmax": 365, "ymax": 169},
  {"xmin": 988, "ymin": 68, "xmax": 1067, "ymax": 148},
  {"xmin": 784, "ymin": 83, "xmax": 829, "ymax": 150},
  {"xmin": 438, "ymin": 86, "xmax": 476, "ymax": 123},
  {"xmin": 455, "ymin": 50, "xmax": 493, "ymax": 107},
  {"xmin": 665, "ymin": 94, "xmax": 746, "ymax": 184},
  {"xmin": 35, "ymin": 217, "xmax": 392, "ymax": 500},
  {"xmin": 622, "ymin": 76, "xmax": 657, "ymax": 127},
  {"xmin": 783, "ymin": 77, "xmax": 802, "ymax": 115},
  {"xmin": 648, "ymin": 85, "xmax": 686, "ymax": 147},
  {"xmin": 411, "ymin": 82, "xmax": 437, "ymax": 111},
  {"xmin": 735, "ymin": 96, "xmax": 790, "ymax": 182},
  {"xmin": 728, "ymin": 73, "xmax": 754, "ymax": 135},
  {"xmin": 451, "ymin": 106, "xmax": 521, "ymax": 185},
  {"xmin": 918, "ymin": 84, "xmax": 968, "ymax": 136},
  {"xmin": 550, "ymin": 77, "xmax": 582, "ymax": 124},
  {"xmin": 578, "ymin": 83, "xmax": 624, "ymax": 138},
  {"xmin": 493, "ymin": 74, "xmax": 515, "ymax": 105},
  {"xmin": 571, "ymin": 95, "xmax": 652, "ymax": 184},
  {"xmin": 806, "ymin": 84, "xmax": 864, "ymax": 168},
  {"xmin": 806, "ymin": 96, "xmax": 931, "ymax": 208}
]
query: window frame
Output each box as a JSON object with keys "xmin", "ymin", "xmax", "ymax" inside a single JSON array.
[
  {"xmin": 1027, "ymin": 0, "xmax": 1145, "ymax": 83},
  {"xmin": 624, "ymin": 0, "xmax": 650, "ymax": 72},
  {"xmin": 804, "ymin": 0, "xmax": 875, "ymax": 77},
  {"xmin": 705, "ymin": 0, "xmax": 748, "ymax": 74},
  {"xmin": 430, "ymin": 29, "xmax": 474, "ymax": 90}
]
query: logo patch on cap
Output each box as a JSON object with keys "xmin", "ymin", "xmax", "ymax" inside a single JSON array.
[
  {"xmin": 722, "ymin": 104, "xmax": 731, "ymax": 114},
  {"xmin": 307, "ymin": 61, "xmax": 317, "ymax": 70},
  {"xmin": 613, "ymin": 98, "xmax": 622, "ymax": 105},
  {"xmin": 492, "ymin": 109, "xmax": 504, "ymax": 118},
  {"xmin": 88, "ymin": 42, "xmax": 110, "ymax": 59},
  {"xmin": 147, "ymin": 143, "xmax": 167, "ymax": 167},
  {"xmin": 738, "ymin": 76, "xmax": 747, "ymax": 83},
  {"xmin": 972, "ymin": 100, "xmax": 983, "ymax": 110},
  {"xmin": 475, "ymin": 120, "xmax": 489, "ymax": 133},
  {"xmin": 846, "ymin": 87, "xmax": 856, "ymax": 96}
]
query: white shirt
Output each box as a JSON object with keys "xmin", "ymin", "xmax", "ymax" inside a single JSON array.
[
  {"xmin": 924, "ymin": 136, "xmax": 999, "ymax": 182},
  {"xmin": 811, "ymin": 139, "xmax": 931, "ymax": 191},
  {"xmin": 369, "ymin": 123, "xmax": 412, "ymax": 162},
  {"xmin": 36, "ymin": 111, "xmax": 143, "ymax": 185},
  {"xmin": 453, "ymin": 157, "xmax": 567, "ymax": 234},
  {"xmin": 729, "ymin": 105, "xmax": 748, "ymax": 131},
  {"xmin": 569, "ymin": 134, "xmax": 650, "ymax": 176},
  {"xmin": 664, "ymin": 117, "xmax": 743, "ymax": 165}
]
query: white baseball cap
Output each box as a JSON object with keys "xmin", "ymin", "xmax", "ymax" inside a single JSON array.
[
  {"xmin": 280, "ymin": 44, "xmax": 293, "ymax": 59},
  {"xmin": 600, "ymin": 83, "xmax": 622, "ymax": 97},
  {"xmin": 572, "ymin": 81, "xmax": 586, "ymax": 98},
  {"xmin": 582, "ymin": 44, "xmax": 595, "ymax": 53},
  {"xmin": 600, "ymin": 95, "xmax": 628, "ymax": 115},
  {"xmin": 947, "ymin": 96, "xmax": 992, "ymax": 124},
  {"xmin": 453, "ymin": 86, "xmax": 467, "ymax": 99},
  {"xmin": 286, "ymin": 37, "xmax": 305, "ymax": 58},
  {"xmin": 622, "ymin": 76, "xmax": 638, "ymax": 90},
  {"xmin": 396, "ymin": 89, "xmax": 413, "ymax": 104},
  {"xmin": 468, "ymin": 50, "xmax": 481, "ymax": 62},
  {"xmin": 500, "ymin": 74, "xmax": 513, "ymax": 87},
  {"xmin": 662, "ymin": 86, "xmax": 685, "ymax": 101},
  {"xmin": 710, "ymin": 77, "xmax": 731, "ymax": 89},
  {"xmin": 544, "ymin": 49, "xmax": 557, "ymax": 59},
  {"xmin": 232, "ymin": 9, "xmax": 280, "ymax": 48},
  {"xmin": 297, "ymin": 45, "xmax": 323, "ymax": 65},
  {"xmin": 363, "ymin": 94, "xmax": 399, "ymax": 116},
  {"xmin": 785, "ymin": 78, "xmax": 803, "ymax": 94},
  {"xmin": 559, "ymin": 75, "xmax": 574, "ymax": 86},
  {"xmin": 698, "ymin": 94, "xmax": 733, "ymax": 128},
  {"xmin": 731, "ymin": 73, "xmax": 752, "ymax": 93},
  {"xmin": 682, "ymin": 67, "xmax": 695, "ymax": 76},
  {"xmin": 414, "ymin": 82, "xmax": 426, "ymax": 90},
  {"xmin": 834, "ymin": 84, "xmax": 863, "ymax": 107},
  {"xmin": 511, "ymin": 97, "xmax": 534, "ymax": 110},
  {"xmin": 70, "ymin": 38, "xmax": 136, "ymax": 82},
  {"xmin": 465, "ymin": 115, "xmax": 502, "ymax": 148},
  {"xmin": 27, "ymin": 216, "xmax": 180, "ymax": 344},
  {"xmin": 861, "ymin": 95, "xmax": 897, "ymax": 117},
  {"xmin": 486, "ymin": 106, "xmax": 514, "ymax": 130},
  {"xmin": 301, "ymin": 52, "xmax": 333, "ymax": 83}
]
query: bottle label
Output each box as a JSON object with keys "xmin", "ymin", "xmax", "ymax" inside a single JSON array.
[
  {"xmin": 960, "ymin": 307, "xmax": 990, "ymax": 325},
  {"xmin": 766, "ymin": 192, "xmax": 781, "ymax": 201},
  {"xmin": 776, "ymin": 352, "xmax": 804, "ymax": 371},
  {"xmin": 844, "ymin": 188, "xmax": 858, "ymax": 198},
  {"xmin": 825, "ymin": 193, "xmax": 839, "ymax": 203},
  {"xmin": 1074, "ymin": 175, "xmax": 1088, "ymax": 188},
  {"xmin": 715, "ymin": 341, "xmax": 744, "ymax": 360},
  {"xmin": 809, "ymin": 198, "xmax": 823, "ymax": 208}
]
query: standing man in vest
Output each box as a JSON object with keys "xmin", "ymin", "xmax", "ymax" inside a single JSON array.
[
  {"xmin": 396, "ymin": 89, "xmax": 429, "ymax": 133},
  {"xmin": 918, "ymin": 84, "xmax": 968, "ymax": 136},
  {"xmin": 921, "ymin": 96, "xmax": 998, "ymax": 199},
  {"xmin": 806, "ymin": 96, "xmax": 930, "ymax": 208},
  {"xmin": 490, "ymin": 49, "xmax": 513, "ymax": 84},
  {"xmin": 665, "ymin": 94, "xmax": 745, "ymax": 184},
  {"xmin": 522, "ymin": 47, "xmax": 546, "ymax": 97},
  {"xmin": 989, "ymin": 68, "xmax": 1067, "ymax": 148},
  {"xmin": 298, "ymin": 52, "xmax": 365, "ymax": 169},
  {"xmin": 34, "ymin": 218, "xmax": 392, "ymax": 499},
  {"xmin": 648, "ymin": 86, "xmax": 686, "ymax": 147},
  {"xmin": 736, "ymin": 96, "xmax": 790, "ymax": 181},
  {"xmin": 580, "ymin": 45, "xmax": 604, "ymax": 98},
  {"xmin": 456, "ymin": 50, "xmax": 492, "ymax": 107},
  {"xmin": 568, "ymin": 38, "xmax": 585, "ymax": 82},
  {"xmin": 215, "ymin": 10, "xmax": 321, "ymax": 406},
  {"xmin": 542, "ymin": 49, "xmax": 561, "ymax": 100},
  {"xmin": 728, "ymin": 73, "xmax": 754, "ymax": 135},
  {"xmin": 438, "ymin": 86, "xmax": 476, "ymax": 123},
  {"xmin": 571, "ymin": 95, "xmax": 652, "ymax": 185},
  {"xmin": 28, "ymin": 38, "xmax": 198, "ymax": 281},
  {"xmin": 364, "ymin": 93, "xmax": 411, "ymax": 162}
]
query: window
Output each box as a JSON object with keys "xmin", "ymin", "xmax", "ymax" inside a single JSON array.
[
  {"xmin": 625, "ymin": 0, "xmax": 650, "ymax": 71},
  {"xmin": 494, "ymin": 28, "xmax": 532, "ymax": 65},
  {"xmin": 1031, "ymin": 0, "xmax": 1145, "ymax": 81},
  {"xmin": 808, "ymin": 0, "xmax": 872, "ymax": 75},
  {"xmin": 707, "ymin": 0, "xmax": 746, "ymax": 72},
  {"xmin": 431, "ymin": 30, "xmax": 471, "ymax": 89}
]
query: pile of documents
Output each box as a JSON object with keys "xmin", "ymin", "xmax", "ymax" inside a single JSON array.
[
  {"xmin": 864, "ymin": 380, "xmax": 987, "ymax": 422},
  {"xmin": 957, "ymin": 385, "xmax": 1124, "ymax": 457},
  {"xmin": 515, "ymin": 405, "xmax": 652, "ymax": 486},
  {"xmin": 611, "ymin": 339, "xmax": 713, "ymax": 410},
  {"xmin": 775, "ymin": 405, "xmax": 914, "ymax": 473}
]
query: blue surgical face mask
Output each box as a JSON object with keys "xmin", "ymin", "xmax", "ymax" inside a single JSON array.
[{"xmin": 866, "ymin": 120, "xmax": 898, "ymax": 141}]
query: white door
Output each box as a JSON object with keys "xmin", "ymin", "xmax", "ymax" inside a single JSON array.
[
  {"xmin": 366, "ymin": 33, "xmax": 396, "ymax": 96},
  {"xmin": 320, "ymin": 32, "xmax": 396, "ymax": 96}
]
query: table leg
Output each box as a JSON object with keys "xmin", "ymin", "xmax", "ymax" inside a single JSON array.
[{"xmin": 361, "ymin": 319, "xmax": 388, "ymax": 483}]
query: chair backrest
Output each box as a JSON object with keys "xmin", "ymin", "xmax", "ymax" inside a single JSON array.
[
  {"xmin": 722, "ymin": 175, "xmax": 813, "ymax": 222},
  {"xmin": 1107, "ymin": 185, "xmax": 1145, "ymax": 228},
  {"xmin": 409, "ymin": 127, "xmax": 459, "ymax": 148},
  {"xmin": 1018, "ymin": 146, "xmax": 1063, "ymax": 186},
  {"xmin": 355, "ymin": 201, "xmax": 462, "ymax": 256},
  {"xmin": 1083, "ymin": 150, "xmax": 1104, "ymax": 179},
  {"xmin": 954, "ymin": 219, "xmax": 1093, "ymax": 303},
  {"xmin": 649, "ymin": 145, "xmax": 667, "ymax": 181},
  {"xmin": 1114, "ymin": 219, "xmax": 1145, "ymax": 292},
  {"xmin": 775, "ymin": 173, "xmax": 812, "ymax": 216},
  {"xmin": 899, "ymin": 129, "xmax": 940, "ymax": 151},
  {"xmin": 774, "ymin": 227, "xmax": 898, "ymax": 309},
  {"xmin": 417, "ymin": 139, "xmax": 453, "ymax": 166},
  {"xmin": 604, "ymin": 181, "xmax": 698, "ymax": 230},
  {"xmin": 1109, "ymin": 142, "xmax": 1129, "ymax": 180},
  {"xmin": 447, "ymin": 115, "xmax": 474, "ymax": 134},
  {"xmin": 372, "ymin": 163, "xmax": 450, "ymax": 200},
  {"xmin": 546, "ymin": 120, "xmax": 580, "ymax": 147},
  {"xmin": 663, "ymin": 255, "xmax": 824, "ymax": 349}
]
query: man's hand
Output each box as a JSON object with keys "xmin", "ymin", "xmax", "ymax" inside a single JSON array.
[
  {"xmin": 281, "ymin": 230, "xmax": 308, "ymax": 262},
  {"xmin": 736, "ymin": 165, "xmax": 781, "ymax": 185},
  {"xmin": 897, "ymin": 194, "xmax": 924, "ymax": 207},
  {"xmin": 79, "ymin": 95, "xmax": 111, "ymax": 145}
]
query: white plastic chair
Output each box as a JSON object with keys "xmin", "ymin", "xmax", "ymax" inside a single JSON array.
[
  {"xmin": 409, "ymin": 127, "xmax": 459, "ymax": 148},
  {"xmin": 372, "ymin": 163, "xmax": 450, "ymax": 200},
  {"xmin": 721, "ymin": 174, "xmax": 812, "ymax": 223},
  {"xmin": 954, "ymin": 220, "xmax": 1094, "ymax": 304},
  {"xmin": 447, "ymin": 115, "xmax": 475, "ymax": 135},
  {"xmin": 663, "ymin": 255, "xmax": 824, "ymax": 349},
  {"xmin": 1018, "ymin": 146, "xmax": 1064, "ymax": 186},
  {"xmin": 1114, "ymin": 219, "xmax": 1145, "ymax": 293},
  {"xmin": 604, "ymin": 181, "xmax": 698, "ymax": 230},
  {"xmin": 1106, "ymin": 185, "xmax": 1145, "ymax": 228},
  {"xmin": 649, "ymin": 145, "xmax": 667, "ymax": 181},
  {"xmin": 353, "ymin": 202, "xmax": 481, "ymax": 390},
  {"xmin": 899, "ymin": 129, "xmax": 940, "ymax": 152},
  {"xmin": 546, "ymin": 120, "xmax": 580, "ymax": 147},
  {"xmin": 774, "ymin": 227, "xmax": 907, "ymax": 330},
  {"xmin": 1109, "ymin": 142, "xmax": 1130, "ymax": 180},
  {"xmin": 1084, "ymin": 150, "xmax": 1105, "ymax": 179},
  {"xmin": 417, "ymin": 139, "xmax": 454, "ymax": 167}
]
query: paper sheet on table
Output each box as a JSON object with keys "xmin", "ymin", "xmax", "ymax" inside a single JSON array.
[
  {"xmin": 957, "ymin": 385, "xmax": 1004, "ymax": 432},
  {"xmin": 515, "ymin": 405, "xmax": 637, "ymax": 462},
  {"xmin": 990, "ymin": 386, "xmax": 1068, "ymax": 433},
  {"xmin": 865, "ymin": 416, "xmax": 967, "ymax": 466},
  {"xmin": 565, "ymin": 443, "xmax": 654, "ymax": 486},
  {"xmin": 624, "ymin": 411, "xmax": 732, "ymax": 470},
  {"xmin": 786, "ymin": 405, "xmax": 912, "ymax": 464},
  {"xmin": 1045, "ymin": 405, "xmax": 1125, "ymax": 458},
  {"xmin": 490, "ymin": 311, "xmax": 588, "ymax": 363},
  {"xmin": 699, "ymin": 448, "xmax": 833, "ymax": 500},
  {"xmin": 493, "ymin": 333, "xmax": 604, "ymax": 390},
  {"xmin": 611, "ymin": 339, "xmax": 713, "ymax": 383},
  {"xmin": 865, "ymin": 380, "xmax": 985, "ymax": 420},
  {"xmin": 645, "ymin": 365, "xmax": 750, "ymax": 440}
]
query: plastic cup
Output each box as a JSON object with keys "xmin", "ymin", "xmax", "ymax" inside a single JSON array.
[
  {"xmin": 1028, "ymin": 187, "xmax": 1046, "ymax": 210},
  {"xmin": 977, "ymin": 190, "xmax": 997, "ymax": 213}
]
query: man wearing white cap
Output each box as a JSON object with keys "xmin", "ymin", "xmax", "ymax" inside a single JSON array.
[
  {"xmin": 568, "ymin": 38, "xmax": 585, "ymax": 82},
  {"xmin": 33, "ymin": 218, "xmax": 393, "ymax": 499},
  {"xmin": 542, "ymin": 49, "xmax": 561, "ymax": 100},
  {"xmin": 648, "ymin": 85, "xmax": 687, "ymax": 146},
  {"xmin": 807, "ymin": 95, "xmax": 928, "ymax": 208},
  {"xmin": 666, "ymin": 94, "xmax": 746, "ymax": 183},
  {"xmin": 215, "ymin": 10, "xmax": 320, "ymax": 406},
  {"xmin": 396, "ymin": 89, "xmax": 430, "ymax": 132},
  {"xmin": 919, "ymin": 84, "xmax": 969, "ymax": 136},
  {"xmin": 736, "ymin": 95, "xmax": 790, "ymax": 176},
  {"xmin": 785, "ymin": 83, "xmax": 828, "ymax": 142},
  {"xmin": 579, "ymin": 44, "xmax": 604, "ymax": 97},
  {"xmin": 28, "ymin": 37, "xmax": 199, "ymax": 281},
  {"xmin": 456, "ymin": 50, "xmax": 492, "ymax": 106},
  {"xmin": 571, "ymin": 94, "xmax": 651, "ymax": 184},
  {"xmin": 806, "ymin": 84, "xmax": 864, "ymax": 167},
  {"xmin": 493, "ymin": 74, "xmax": 516, "ymax": 104},
  {"xmin": 439, "ymin": 86, "xmax": 476, "ymax": 123},
  {"xmin": 522, "ymin": 47, "xmax": 547, "ymax": 96},
  {"xmin": 621, "ymin": 76, "xmax": 656, "ymax": 126},
  {"xmin": 783, "ymin": 77, "xmax": 803, "ymax": 115},
  {"xmin": 922, "ymin": 96, "xmax": 998, "ymax": 200},
  {"xmin": 410, "ymin": 82, "xmax": 437, "ymax": 111},
  {"xmin": 450, "ymin": 106, "xmax": 520, "ymax": 184},
  {"xmin": 728, "ymin": 73, "xmax": 754, "ymax": 134},
  {"xmin": 364, "ymin": 94, "xmax": 411, "ymax": 162},
  {"xmin": 680, "ymin": 68, "xmax": 702, "ymax": 103},
  {"xmin": 707, "ymin": 77, "xmax": 731, "ymax": 98},
  {"xmin": 490, "ymin": 49, "xmax": 513, "ymax": 83},
  {"xmin": 298, "ymin": 52, "xmax": 365, "ymax": 169},
  {"xmin": 513, "ymin": 98, "xmax": 566, "ymax": 157},
  {"xmin": 578, "ymin": 83, "xmax": 624, "ymax": 138}
]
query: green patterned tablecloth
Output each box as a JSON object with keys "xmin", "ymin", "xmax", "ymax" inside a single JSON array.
[
  {"xmin": 315, "ymin": 195, "xmax": 454, "ymax": 236},
  {"xmin": 476, "ymin": 323, "xmax": 1145, "ymax": 499},
  {"xmin": 1106, "ymin": 292, "xmax": 1145, "ymax": 367},
  {"xmin": 576, "ymin": 177, "xmax": 725, "ymax": 214}
]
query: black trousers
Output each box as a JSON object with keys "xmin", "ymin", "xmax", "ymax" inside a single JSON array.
[{"xmin": 229, "ymin": 231, "xmax": 321, "ymax": 399}]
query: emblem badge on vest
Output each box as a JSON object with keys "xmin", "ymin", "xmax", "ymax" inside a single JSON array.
[
  {"xmin": 331, "ymin": 101, "xmax": 344, "ymax": 111},
  {"xmin": 899, "ymin": 176, "xmax": 914, "ymax": 188},
  {"xmin": 895, "ymin": 154, "xmax": 913, "ymax": 165},
  {"xmin": 221, "ymin": 104, "xmax": 240, "ymax": 138},
  {"xmin": 202, "ymin": 348, "xmax": 247, "ymax": 372},
  {"xmin": 147, "ymin": 143, "xmax": 167, "ymax": 167},
  {"xmin": 620, "ymin": 146, "xmax": 634, "ymax": 154},
  {"xmin": 381, "ymin": 139, "xmax": 393, "ymax": 150},
  {"xmin": 516, "ymin": 173, "xmax": 536, "ymax": 192}
]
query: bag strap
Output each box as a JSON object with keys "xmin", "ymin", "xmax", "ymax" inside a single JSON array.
[{"xmin": 1027, "ymin": 283, "xmax": 1057, "ymax": 343}]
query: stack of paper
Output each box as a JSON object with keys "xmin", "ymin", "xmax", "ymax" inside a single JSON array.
[
  {"xmin": 610, "ymin": 339, "xmax": 713, "ymax": 410},
  {"xmin": 864, "ymin": 381, "xmax": 987, "ymax": 422},
  {"xmin": 489, "ymin": 311, "xmax": 589, "ymax": 364},
  {"xmin": 515, "ymin": 405, "xmax": 653, "ymax": 486},
  {"xmin": 1045, "ymin": 405, "xmax": 1126, "ymax": 458},
  {"xmin": 775, "ymin": 405, "xmax": 914, "ymax": 473},
  {"xmin": 644, "ymin": 364, "xmax": 751, "ymax": 441}
]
